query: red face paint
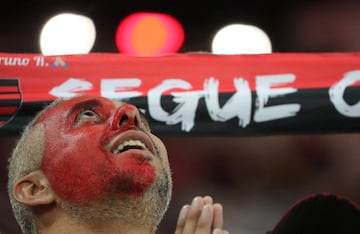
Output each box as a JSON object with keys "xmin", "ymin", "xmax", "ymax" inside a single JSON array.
[{"xmin": 38, "ymin": 96, "xmax": 156, "ymax": 205}]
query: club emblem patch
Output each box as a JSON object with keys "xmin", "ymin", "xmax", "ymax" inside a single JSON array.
[{"xmin": 0, "ymin": 79, "xmax": 22, "ymax": 128}]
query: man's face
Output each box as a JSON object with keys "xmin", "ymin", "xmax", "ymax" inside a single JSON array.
[{"xmin": 36, "ymin": 96, "xmax": 171, "ymax": 205}]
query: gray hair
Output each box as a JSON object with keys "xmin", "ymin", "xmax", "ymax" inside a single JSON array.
[{"xmin": 7, "ymin": 98, "xmax": 64, "ymax": 234}]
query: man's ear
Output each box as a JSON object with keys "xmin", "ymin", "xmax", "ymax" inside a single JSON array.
[{"xmin": 13, "ymin": 170, "xmax": 55, "ymax": 206}]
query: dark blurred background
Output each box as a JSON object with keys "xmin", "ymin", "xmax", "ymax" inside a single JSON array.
[
  {"xmin": 2, "ymin": 0, "xmax": 360, "ymax": 233},
  {"xmin": 2, "ymin": 0, "xmax": 360, "ymax": 54}
]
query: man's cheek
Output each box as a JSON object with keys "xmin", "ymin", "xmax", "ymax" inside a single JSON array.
[
  {"xmin": 48, "ymin": 162, "xmax": 156, "ymax": 204},
  {"xmin": 42, "ymin": 149, "xmax": 109, "ymax": 204},
  {"xmin": 41, "ymin": 132, "xmax": 108, "ymax": 203}
]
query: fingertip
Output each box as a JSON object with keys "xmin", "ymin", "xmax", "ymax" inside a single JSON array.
[
  {"xmin": 213, "ymin": 203, "xmax": 223, "ymax": 212},
  {"xmin": 212, "ymin": 228, "xmax": 222, "ymax": 234},
  {"xmin": 191, "ymin": 196, "xmax": 203, "ymax": 209},
  {"xmin": 177, "ymin": 204, "xmax": 190, "ymax": 226},
  {"xmin": 213, "ymin": 203, "xmax": 224, "ymax": 229},
  {"xmin": 192, "ymin": 204, "xmax": 213, "ymax": 232},
  {"xmin": 181, "ymin": 204, "xmax": 190, "ymax": 214},
  {"xmin": 192, "ymin": 196, "xmax": 202, "ymax": 203},
  {"xmin": 204, "ymin": 195, "xmax": 214, "ymax": 205},
  {"xmin": 214, "ymin": 230, "xmax": 230, "ymax": 234},
  {"xmin": 193, "ymin": 195, "xmax": 202, "ymax": 201},
  {"xmin": 200, "ymin": 204, "xmax": 213, "ymax": 220}
]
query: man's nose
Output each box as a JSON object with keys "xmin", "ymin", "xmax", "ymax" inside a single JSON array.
[{"xmin": 111, "ymin": 104, "xmax": 141, "ymax": 130}]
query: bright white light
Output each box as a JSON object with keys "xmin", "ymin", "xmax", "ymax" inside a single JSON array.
[
  {"xmin": 40, "ymin": 13, "xmax": 96, "ymax": 55},
  {"xmin": 211, "ymin": 24, "xmax": 272, "ymax": 54}
]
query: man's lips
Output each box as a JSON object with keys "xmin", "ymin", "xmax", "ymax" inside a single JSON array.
[{"xmin": 104, "ymin": 130, "xmax": 155, "ymax": 157}]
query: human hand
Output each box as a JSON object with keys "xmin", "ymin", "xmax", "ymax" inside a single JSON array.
[{"xmin": 174, "ymin": 196, "xmax": 229, "ymax": 234}]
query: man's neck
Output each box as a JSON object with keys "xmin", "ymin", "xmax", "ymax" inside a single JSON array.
[
  {"xmin": 37, "ymin": 209, "xmax": 155, "ymax": 234},
  {"xmin": 40, "ymin": 217, "xmax": 154, "ymax": 234}
]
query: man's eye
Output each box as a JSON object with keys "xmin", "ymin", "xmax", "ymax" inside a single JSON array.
[{"xmin": 76, "ymin": 109, "xmax": 101, "ymax": 123}]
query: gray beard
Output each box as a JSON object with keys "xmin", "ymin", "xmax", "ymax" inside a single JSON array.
[{"xmin": 56, "ymin": 169, "xmax": 172, "ymax": 229}]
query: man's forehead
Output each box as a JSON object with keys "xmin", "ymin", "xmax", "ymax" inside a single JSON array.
[
  {"xmin": 54, "ymin": 96, "xmax": 149, "ymax": 126},
  {"xmin": 61, "ymin": 96, "xmax": 124, "ymax": 108},
  {"xmin": 37, "ymin": 96, "xmax": 125, "ymax": 122}
]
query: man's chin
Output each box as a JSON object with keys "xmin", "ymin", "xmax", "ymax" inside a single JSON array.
[{"xmin": 108, "ymin": 167, "xmax": 157, "ymax": 197}]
